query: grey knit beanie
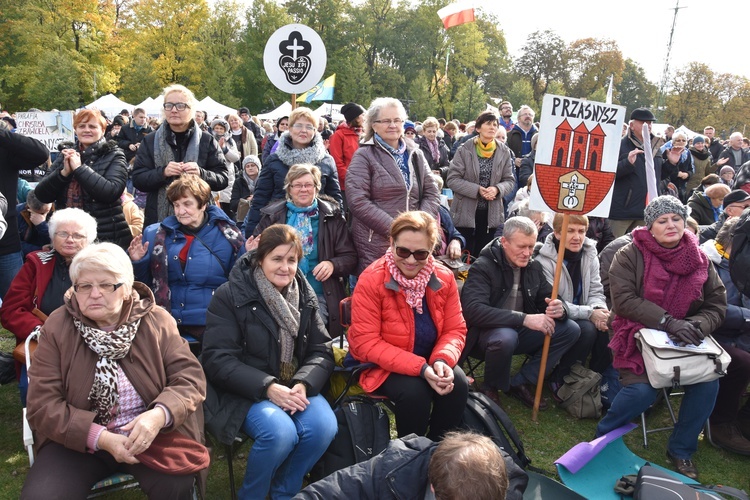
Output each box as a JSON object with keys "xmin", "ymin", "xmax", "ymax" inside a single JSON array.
[
  {"xmin": 643, "ymin": 195, "xmax": 689, "ymax": 228},
  {"xmin": 242, "ymin": 154, "xmax": 260, "ymax": 169}
]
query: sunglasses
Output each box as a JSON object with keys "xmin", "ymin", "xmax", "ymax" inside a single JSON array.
[{"xmin": 394, "ymin": 246, "xmax": 430, "ymax": 261}]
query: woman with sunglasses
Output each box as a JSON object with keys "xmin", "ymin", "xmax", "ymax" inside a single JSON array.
[
  {"xmin": 347, "ymin": 211, "xmax": 468, "ymax": 440},
  {"xmin": 346, "ymin": 98, "xmax": 440, "ymax": 276},
  {"xmin": 132, "ymin": 84, "xmax": 229, "ymax": 227},
  {"xmin": 244, "ymin": 107, "xmax": 342, "ymax": 236},
  {"xmin": 661, "ymin": 131, "xmax": 693, "ymax": 203}
]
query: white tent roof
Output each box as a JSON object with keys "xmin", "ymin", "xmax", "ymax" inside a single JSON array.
[
  {"xmin": 134, "ymin": 96, "xmax": 163, "ymax": 117},
  {"xmin": 86, "ymin": 94, "xmax": 134, "ymax": 119},
  {"xmin": 674, "ymin": 125, "xmax": 699, "ymax": 139},
  {"xmin": 256, "ymin": 102, "xmax": 293, "ymax": 121},
  {"xmin": 199, "ymin": 97, "xmax": 237, "ymax": 120},
  {"xmin": 312, "ymin": 103, "xmax": 344, "ymax": 123}
]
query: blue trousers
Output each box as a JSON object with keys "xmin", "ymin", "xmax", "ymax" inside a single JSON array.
[
  {"xmin": 0, "ymin": 250, "xmax": 23, "ymax": 298},
  {"xmin": 240, "ymin": 394, "xmax": 337, "ymax": 500},
  {"xmin": 596, "ymin": 380, "xmax": 719, "ymax": 459}
]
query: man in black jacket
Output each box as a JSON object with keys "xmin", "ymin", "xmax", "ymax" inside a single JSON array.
[
  {"xmin": 295, "ymin": 432, "xmax": 527, "ymax": 500},
  {"xmin": 0, "ymin": 121, "xmax": 49, "ymax": 296},
  {"xmin": 609, "ymin": 107, "xmax": 664, "ymax": 237},
  {"xmin": 460, "ymin": 217, "xmax": 580, "ymax": 409},
  {"xmin": 117, "ymin": 108, "xmax": 153, "ymax": 163},
  {"xmin": 239, "ymin": 107, "xmax": 263, "ymax": 144}
]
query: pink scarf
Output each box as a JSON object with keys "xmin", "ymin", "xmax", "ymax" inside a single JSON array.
[
  {"xmin": 609, "ymin": 227, "xmax": 708, "ymax": 374},
  {"xmin": 427, "ymin": 138, "xmax": 440, "ymax": 163},
  {"xmin": 384, "ymin": 247, "xmax": 435, "ymax": 314}
]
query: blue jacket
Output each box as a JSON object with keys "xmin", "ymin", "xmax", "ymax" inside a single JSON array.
[{"xmin": 133, "ymin": 205, "xmax": 244, "ymax": 327}]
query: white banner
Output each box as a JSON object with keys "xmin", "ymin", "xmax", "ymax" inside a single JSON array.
[{"xmin": 15, "ymin": 111, "xmax": 75, "ymax": 154}]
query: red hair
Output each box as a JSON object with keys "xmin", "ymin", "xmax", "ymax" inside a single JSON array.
[{"xmin": 73, "ymin": 109, "xmax": 107, "ymax": 130}]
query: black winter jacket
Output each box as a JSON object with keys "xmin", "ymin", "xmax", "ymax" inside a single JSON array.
[
  {"xmin": 0, "ymin": 129, "xmax": 48, "ymax": 256},
  {"xmin": 461, "ymin": 238, "xmax": 565, "ymax": 333},
  {"xmin": 611, "ymin": 131, "xmax": 664, "ymax": 220},
  {"xmin": 131, "ymin": 123, "xmax": 228, "ymax": 226},
  {"xmin": 294, "ymin": 434, "xmax": 528, "ymax": 500},
  {"xmin": 201, "ymin": 251, "xmax": 334, "ymax": 445},
  {"xmin": 34, "ymin": 139, "xmax": 130, "ymax": 247},
  {"xmin": 117, "ymin": 121, "xmax": 153, "ymax": 162}
]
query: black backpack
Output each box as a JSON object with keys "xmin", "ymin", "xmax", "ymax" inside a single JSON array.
[
  {"xmin": 460, "ymin": 391, "xmax": 531, "ymax": 469},
  {"xmin": 633, "ymin": 465, "xmax": 749, "ymax": 500},
  {"xmin": 730, "ymin": 207, "xmax": 750, "ymax": 296},
  {"xmin": 309, "ymin": 395, "xmax": 390, "ymax": 482}
]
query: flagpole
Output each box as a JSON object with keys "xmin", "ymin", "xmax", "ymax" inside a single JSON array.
[{"xmin": 291, "ymin": 95, "xmax": 297, "ymax": 111}]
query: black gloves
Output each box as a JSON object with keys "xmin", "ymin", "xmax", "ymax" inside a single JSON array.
[{"xmin": 663, "ymin": 315, "xmax": 705, "ymax": 346}]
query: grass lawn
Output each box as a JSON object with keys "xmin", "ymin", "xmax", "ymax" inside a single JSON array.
[{"xmin": 1, "ymin": 329, "xmax": 747, "ymax": 499}]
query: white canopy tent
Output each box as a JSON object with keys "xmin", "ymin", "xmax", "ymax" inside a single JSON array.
[
  {"xmin": 256, "ymin": 102, "xmax": 293, "ymax": 121},
  {"xmin": 198, "ymin": 96, "xmax": 237, "ymax": 120},
  {"xmin": 85, "ymin": 94, "xmax": 134, "ymax": 119},
  {"xmin": 312, "ymin": 103, "xmax": 344, "ymax": 123},
  {"xmin": 134, "ymin": 96, "xmax": 163, "ymax": 117}
]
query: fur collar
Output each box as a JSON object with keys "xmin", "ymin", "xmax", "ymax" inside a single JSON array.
[{"xmin": 275, "ymin": 131, "xmax": 327, "ymax": 166}]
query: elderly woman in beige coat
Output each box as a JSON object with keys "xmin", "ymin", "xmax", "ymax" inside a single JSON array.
[{"xmin": 447, "ymin": 111, "xmax": 515, "ymax": 257}]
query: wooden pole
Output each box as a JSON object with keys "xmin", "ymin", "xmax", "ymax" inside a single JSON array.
[
  {"xmin": 291, "ymin": 94, "xmax": 297, "ymax": 110},
  {"xmin": 532, "ymin": 213, "xmax": 569, "ymax": 422}
]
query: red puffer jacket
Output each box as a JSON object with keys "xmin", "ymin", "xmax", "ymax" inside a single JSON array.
[{"xmin": 348, "ymin": 257, "xmax": 467, "ymax": 393}]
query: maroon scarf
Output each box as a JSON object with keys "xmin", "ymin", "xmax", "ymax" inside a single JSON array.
[{"xmin": 609, "ymin": 227, "xmax": 708, "ymax": 374}]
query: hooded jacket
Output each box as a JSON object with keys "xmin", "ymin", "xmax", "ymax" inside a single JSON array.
[
  {"xmin": 35, "ymin": 139, "xmax": 131, "ymax": 247},
  {"xmin": 201, "ymin": 251, "xmax": 334, "ymax": 445},
  {"xmin": 328, "ymin": 122, "xmax": 361, "ymax": 189},
  {"xmin": 132, "ymin": 205, "xmax": 243, "ymax": 327},
  {"xmin": 26, "ymin": 282, "xmax": 207, "ymax": 484},
  {"xmin": 534, "ymin": 233, "xmax": 607, "ymax": 320}
]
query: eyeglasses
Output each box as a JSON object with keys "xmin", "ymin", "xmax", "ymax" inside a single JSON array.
[
  {"xmin": 54, "ymin": 231, "xmax": 86, "ymax": 241},
  {"xmin": 292, "ymin": 123, "xmax": 315, "ymax": 131},
  {"xmin": 290, "ymin": 183, "xmax": 315, "ymax": 191},
  {"xmin": 405, "ymin": 131, "xmax": 416, "ymax": 136},
  {"xmin": 278, "ymin": 122, "xmax": 289, "ymax": 128},
  {"xmin": 394, "ymin": 246, "xmax": 430, "ymax": 261},
  {"xmin": 73, "ymin": 282, "xmax": 124, "ymax": 294},
  {"xmin": 163, "ymin": 102, "xmax": 190, "ymax": 111},
  {"xmin": 373, "ymin": 119, "xmax": 404, "ymax": 126}
]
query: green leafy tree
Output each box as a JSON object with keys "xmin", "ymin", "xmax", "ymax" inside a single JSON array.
[
  {"xmin": 618, "ymin": 58, "xmax": 657, "ymax": 116},
  {"xmin": 565, "ymin": 38, "xmax": 623, "ymax": 100},
  {"xmin": 506, "ymin": 79, "xmax": 535, "ymax": 112},
  {"xmin": 514, "ymin": 30, "xmax": 566, "ymax": 104},
  {"xmin": 662, "ymin": 62, "xmax": 719, "ymax": 130}
]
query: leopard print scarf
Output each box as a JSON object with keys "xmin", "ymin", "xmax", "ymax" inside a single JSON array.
[{"xmin": 74, "ymin": 318, "xmax": 141, "ymax": 425}]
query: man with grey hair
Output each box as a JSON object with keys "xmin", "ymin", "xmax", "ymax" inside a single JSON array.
[
  {"xmin": 718, "ymin": 132, "xmax": 750, "ymax": 173},
  {"xmin": 460, "ymin": 216, "xmax": 580, "ymax": 409},
  {"xmin": 507, "ymin": 105, "xmax": 537, "ymax": 169}
]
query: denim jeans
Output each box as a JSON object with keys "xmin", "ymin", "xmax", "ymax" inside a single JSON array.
[
  {"xmin": 239, "ymin": 394, "xmax": 337, "ymax": 500},
  {"xmin": 596, "ymin": 380, "xmax": 719, "ymax": 459},
  {"xmin": 0, "ymin": 250, "xmax": 23, "ymax": 298}
]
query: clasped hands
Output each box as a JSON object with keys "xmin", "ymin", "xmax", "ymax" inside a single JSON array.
[
  {"xmin": 478, "ymin": 185, "xmax": 499, "ymax": 201},
  {"xmin": 267, "ymin": 382, "xmax": 309, "ymax": 415},
  {"xmin": 164, "ymin": 161, "xmax": 200, "ymax": 177},
  {"xmin": 60, "ymin": 148, "xmax": 82, "ymax": 177},
  {"xmin": 424, "ymin": 361, "xmax": 454, "ymax": 396},
  {"xmin": 98, "ymin": 408, "xmax": 166, "ymax": 464}
]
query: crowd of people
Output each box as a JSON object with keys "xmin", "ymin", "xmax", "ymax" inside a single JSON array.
[{"xmin": 1, "ymin": 86, "xmax": 750, "ymax": 499}]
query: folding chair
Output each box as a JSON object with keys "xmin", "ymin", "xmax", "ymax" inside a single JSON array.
[{"xmin": 637, "ymin": 387, "xmax": 715, "ymax": 450}]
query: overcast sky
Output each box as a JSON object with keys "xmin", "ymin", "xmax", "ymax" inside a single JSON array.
[{"xmin": 482, "ymin": 0, "xmax": 747, "ymax": 84}]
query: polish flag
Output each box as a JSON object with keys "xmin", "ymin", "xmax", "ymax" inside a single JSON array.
[{"xmin": 438, "ymin": 1, "xmax": 476, "ymax": 29}]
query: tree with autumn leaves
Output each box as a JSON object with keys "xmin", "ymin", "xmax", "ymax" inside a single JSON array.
[{"xmin": 0, "ymin": 0, "xmax": 747, "ymax": 136}]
